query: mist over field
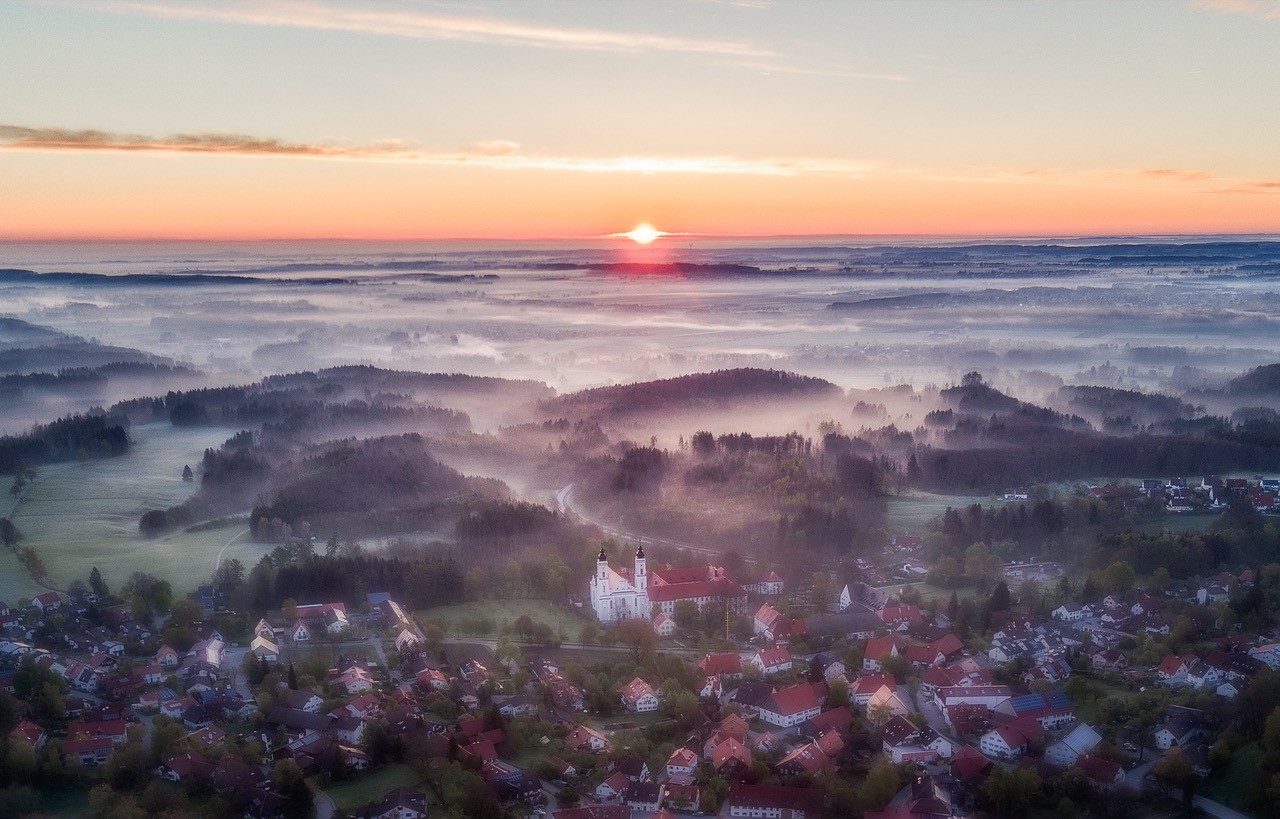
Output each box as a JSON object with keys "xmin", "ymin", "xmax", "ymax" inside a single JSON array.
[{"xmin": 4, "ymin": 237, "xmax": 1280, "ymax": 439}]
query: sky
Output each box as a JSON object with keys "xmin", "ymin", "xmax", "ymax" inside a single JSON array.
[{"xmin": 1, "ymin": 0, "xmax": 1279, "ymax": 241}]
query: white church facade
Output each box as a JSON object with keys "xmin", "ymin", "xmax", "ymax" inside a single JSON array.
[{"xmin": 589, "ymin": 545, "xmax": 749, "ymax": 624}]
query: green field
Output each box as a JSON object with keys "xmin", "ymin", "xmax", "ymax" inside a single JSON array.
[
  {"xmin": 1201, "ymin": 740, "xmax": 1259, "ymax": 808},
  {"xmin": 324, "ymin": 763, "xmax": 430, "ymax": 811},
  {"xmin": 8, "ymin": 422, "xmax": 250, "ymax": 596},
  {"xmin": 419, "ymin": 599, "xmax": 592, "ymax": 640},
  {"xmin": 885, "ymin": 490, "xmax": 993, "ymax": 534}
]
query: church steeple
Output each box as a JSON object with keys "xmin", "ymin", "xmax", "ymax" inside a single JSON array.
[
  {"xmin": 634, "ymin": 543, "xmax": 647, "ymax": 593},
  {"xmin": 598, "ymin": 546, "xmax": 608, "ymax": 562}
]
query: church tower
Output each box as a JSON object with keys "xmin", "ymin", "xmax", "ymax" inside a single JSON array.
[
  {"xmin": 634, "ymin": 544, "xmax": 647, "ymax": 594},
  {"xmin": 597, "ymin": 546, "xmax": 610, "ymax": 586}
]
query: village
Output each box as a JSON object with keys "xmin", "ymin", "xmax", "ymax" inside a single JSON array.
[{"xmin": 3, "ymin": 474, "xmax": 1280, "ymax": 818}]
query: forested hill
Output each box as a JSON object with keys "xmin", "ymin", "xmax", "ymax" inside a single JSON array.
[
  {"xmin": 535, "ymin": 368, "xmax": 842, "ymax": 420},
  {"xmin": 1224, "ymin": 363, "xmax": 1280, "ymax": 395}
]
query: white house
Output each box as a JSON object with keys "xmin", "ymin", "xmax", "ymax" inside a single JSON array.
[
  {"xmin": 250, "ymin": 635, "xmax": 279, "ymax": 661},
  {"xmin": 291, "ymin": 621, "xmax": 312, "ymax": 642},
  {"xmin": 1044, "ymin": 723, "xmax": 1102, "ymax": 767},
  {"xmin": 652, "ymin": 613, "xmax": 676, "ymax": 637},
  {"xmin": 751, "ymin": 647, "xmax": 793, "ymax": 676},
  {"xmin": 979, "ymin": 726, "xmax": 1029, "ymax": 760},
  {"xmin": 1051, "ymin": 603, "xmax": 1089, "ymax": 622},
  {"xmin": 758, "ymin": 684, "xmax": 821, "ymax": 728},
  {"xmin": 619, "ymin": 678, "xmax": 659, "ymax": 713}
]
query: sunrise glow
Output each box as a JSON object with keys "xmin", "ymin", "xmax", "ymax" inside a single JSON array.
[{"xmin": 623, "ymin": 223, "xmax": 662, "ymax": 244}]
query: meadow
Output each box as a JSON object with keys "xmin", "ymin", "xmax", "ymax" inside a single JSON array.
[
  {"xmin": 884, "ymin": 490, "xmax": 994, "ymax": 534},
  {"xmin": 9, "ymin": 422, "xmax": 254, "ymax": 596},
  {"xmin": 418, "ymin": 598, "xmax": 592, "ymax": 640}
]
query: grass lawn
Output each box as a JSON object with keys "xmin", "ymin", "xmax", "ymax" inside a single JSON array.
[
  {"xmin": 37, "ymin": 783, "xmax": 92, "ymax": 817},
  {"xmin": 885, "ymin": 491, "xmax": 993, "ymax": 534},
  {"xmin": 419, "ymin": 599, "xmax": 592, "ymax": 641},
  {"xmin": 1201, "ymin": 740, "xmax": 1260, "ymax": 808},
  {"xmin": 9, "ymin": 422, "xmax": 244, "ymax": 595},
  {"xmin": 0, "ymin": 546, "xmax": 44, "ymax": 602},
  {"xmin": 912, "ymin": 582, "xmax": 980, "ymax": 603},
  {"xmin": 1072, "ymin": 677, "xmax": 1141, "ymax": 725},
  {"xmin": 324, "ymin": 763, "xmax": 429, "ymax": 811}
]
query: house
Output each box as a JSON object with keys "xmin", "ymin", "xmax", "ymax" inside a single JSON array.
[
  {"xmin": 497, "ymin": 694, "xmax": 540, "ymax": 719},
  {"xmin": 933, "ymin": 685, "xmax": 1011, "ymax": 712},
  {"xmin": 62, "ymin": 737, "xmax": 113, "ymax": 766},
  {"xmin": 1153, "ymin": 706, "xmax": 1207, "ymax": 750},
  {"xmin": 619, "ymin": 677, "xmax": 659, "ymax": 713},
  {"xmin": 652, "ymin": 613, "xmax": 675, "ymax": 637},
  {"xmin": 754, "ymin": 603, "xmax": 787, "ymax": 641},
  {"xmin": 809, "ymin": 653, "xmax": 847, "ymax": 683},
  {"xmin": 356, "ymin": 786, "xmax": 429, "ymax": 819},
  {"xmin": 698, "ymin": 676, "xmax": 723, "ymax": 699},
  {"xmin": 160, "ymin": 752, "xmax": 217, "ymax": 786},
  {"xmin": 553, "ymin": 809, "xmax": 630, "ymax": 819},
  {"xmin": 1198, "ymin": 584, "xmax": 1229, "ymax": 605},
  {"xmin": 566, "ymin": 725, "xmax": 610, "ymax": 752},
  {"xmin": 394, "ymin": 630, "xmax": 421, "ymax": 653},
  {"xmin": 596, "ymin": 771, "xmax": 630, "ymax": 802},
  {"xmin": 666, "ymin": 748, "xmax": 698, "ymax": 779},
  {"xmin": 1044, "ymin": 723, "xmax": 1102, "ymax": 767},
  {"xmin": 1157, "ymin": 653, "xmax": 1197, "ymax": 680},
  {"xmin": 710, "ymin": 737, "xmax": 752, "ymax": 778},
  {"xmin": 614, "ymin": 757, "xmax": 650, "ymax": 783},
  {"xmin": 1076, "ymin": 754, "xmax": 1125, "ymax": 792},
  {"xmin": 156, "ymin": 645, "xmax": 180, "ymax": 667},
  {"xmin": 1051, "ymin": 602, "xmax": 1090, "ymax": 622},
  {"xmin": 68, "ymin": 719, "xmax": 129, "ymax": 747},
  {"xmin": 852, "ymin": 674, "xmax": 897, "ymax": 706},
  {"xmin": 288, "ymin": 689, "xmax": 324, "ymax": 713},
  {"xmin": 775, "ymin": 742, "xmax": 831, "ymax": 777},
  {"xmin": 751, "ymin": 647, "xmax": 793, "ymax": 676},
  {"xmin": 250, "ymin": 635, "xmax": 279, "ymax": 661},
  {"xmin": 993, "ymin": 690, "xmax": 1075, "ymax": 730},
  {"xmin": 700, "ymin": 652, "xmax": 744, "ymax": 680},
  {"xmin": 10, "ymin": 718, "xmax": 47, "ymax": 749},
  {"xmin": 863, "ymin": 636, "xmax": 903, "ymax": 671},
  {"xmin": 335, "ymin": 666, "xmax": 376, "ymax": 694},
  {"xmin": 31, "ymin": 591, "xmax": 62, "ymax": 612},
  {"xmin": 1249, "ymin": 643, "xmax": 1280, "ymax": 670},
  {"xmin": 625, "ymin": 781, "xmax": 662, "ymax": 812},
  {"xmin": 866, "ymin": 686, "xmax": 913, "ymax": 721},
  {"xmin": 758, "ymin": 683, "xmax": 821, "ymax": 728},
  {"xmin": 950, "ymin": 744, "xmax": 993, "ymax": 784},
  {"xmin": 291, "ymin": 621, "xmax": 312, "ymax": 642},
  {"xmin": 979, "ymin": 725, "xmax": 1031, "ymax": 760},
  {"xmin": 727, "ymin": 784, "xmax": 824, "ymax": 819},
  {"xmin": 881, "ymin": 716, "xmax": 952, "ymax": 764}
]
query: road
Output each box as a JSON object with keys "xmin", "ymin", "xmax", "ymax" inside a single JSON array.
[
  {"xmin": 212, "ymin": 528, "xmax": 251, "ymax": 573},
  {"xmin": 914, "ymin": 687, "xmax": 956, "ymax": 743},
  {"xmin": 313, "ymin": 788, "xmax": 335, "ymax": 819},
  {"xmin": 441, "ymin": 637, "xmax": 704, "ymax": 657},
  {"xmin": 556, "ymin": 484, "xmax": 754, "ymax": 564}
]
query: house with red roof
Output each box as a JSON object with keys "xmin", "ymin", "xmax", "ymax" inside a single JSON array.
[
  {"xmin": 863, "ymin": 636, "xmax": 904, "ymax": 671},
  {"xmin": 699, "ymin": 652, "xmax": 743, "ymax": 680},
  {"xmin": 1076, "ymin": 754, "xmax": 1125, "ymax": 791},
  {"xmin": 775, "ymin": 741, "xmax": 832, "ymax": 777},
  {"xmin": 753, "ymin": 603, "xmax": 788, "ymax": 641},
  {"xmin": 851, "ymin": 673, "xmax": 897, "ymax": 705},
  {"xmin": 750, "ymin": 646, "xmax": 793, "ymax": 676},
  {"xmin": 619, "ymin": 677, "xmax": 659, "ymax": 712},
  {"xmin": 595, "ymin": 771, "xmax": 631, "ymax": 802},
  {"xmin": 62, "ymin": 737, "xmax": 113, "ymax": 766},
  {"xmin": 727, "ymin": 784, "xmax": 824, "ymax": 819},
  {"xmin": 666, "ymin": 747, "xmax": 698, "ymax": 779},
  {"xmin": 758, "ymin": 683, "xmax": 821, "ymax": 728},
  {"xmin": 709, "ymin": 736, "xmax": 752, "ymax": 779},
  {"xmin": 10, "ymin": 718, "xmax": 46, "ymax": 748}
]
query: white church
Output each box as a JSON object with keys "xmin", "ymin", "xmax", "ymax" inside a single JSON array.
[{"xmin": 589, "ymin": 544, "xmax": 749, "ymax": 624}]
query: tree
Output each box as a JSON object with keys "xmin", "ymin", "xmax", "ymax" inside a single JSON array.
[
  {"xmin": 928, "ymin": 557, "xmax": 962, "ymax": 588},
  {"xmin": 811, "ymin": 572, "xmax": 834, "ymax": 613},
  {"xmin": 181, "ymin": 464, "xmax": 194, "ymax": 482},
  {"xmin": 673, "ymin": 600, "xmax": 700, "ymax": 629},
  {"xmin": 827, "ymin": 677, "xmax": 849, "ymax": 709},
  {"xmin": 287, "ymin": 662, "xmax": 299, "ymax": 691},
  {"xmin": 0, "ymin": 517, "xmax": 21, "ymax": 548},
  {"xmin": 1154, "ymin": 749, "xmax": 1194, "ymax": 807},
  {"xmin": 861, "ymin": 759, "xmax": 901, "ymax": 810},
  {"xmin": 270, "ymin": 759, "xmax": 313, "ymax": 819},
  {"xmin": 615, "ymin": 619, "xmax": 658, "ymax": 665},
  {"xmin": 1105, "ymin": 560, "xmax": 1136, "ymax": 594},
  {"xmin": 984, "ymin": 766, "xmax": 1041, "ymax": 819},
  {"xmin": 987, "ymin": 581, "xmax": 1012, "ymax": 614},
  {"xmin": 90, "ymin": 565, "xmax": 109, "ymax": 598}
]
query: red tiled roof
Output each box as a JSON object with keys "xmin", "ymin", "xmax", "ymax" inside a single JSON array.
[
  {"xmin": 1076, "ymin": 753, "xmax": 1123, "ymax": 784},
  {"xmin": 765, "ymin": 683, "xmax": 819, "ymax": 717},
  {"xmin": 700, "ymin": 653, "xmax": 743, "ymax": 676},
  {"xmin": 647, "ymin": 578, "xmax": 745, "ymax": 603}
]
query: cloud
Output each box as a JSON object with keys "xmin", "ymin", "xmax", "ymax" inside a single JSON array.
[
  {"xmin": 1210, "ymin": 180, "xmax": 1280, "ymax": 194},
  {"xmin": 466, "ymin": 140, "xmax": 521, "ymax": 157},
  {"xmin": 77, "ymin": 0, "xmax": 776, "ymax": 56},
  {"xmin": 0, "ymin": 123, "xmax": 873, "ymax": 177},
  {"xmin": 0, "ymin": 125, "xmax": 411, "ymax": 158},
  {"xmin": 725, "ymin": 60, "xmax": 909, "ymax": 82},
  {"xmin": 1191, "ymin": 0, "xmax": 1280, "ymax": 19}
]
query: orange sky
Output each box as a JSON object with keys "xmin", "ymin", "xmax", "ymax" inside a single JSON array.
[{"xmin": 2, "ymin": 0, "xmax": 1279, "ymax": 240}]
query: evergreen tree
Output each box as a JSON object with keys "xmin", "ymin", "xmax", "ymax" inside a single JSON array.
[
  {"xmin": 947, "ymin": 591, "xmax": 959, "ymax": 619},
  {"xmin": 89, "ymin": 566, "xmax": 108, "ymax": 599},
  {"xmin": 259, "ymin": 656, "xmax": 270, "ymax": 682},
  {"xmin": 181, "ymin": 464, "xmax": 194, "ymax": 482},
  {"xmin": 287, "ymin": 662, "xmax": 298, "ymax": 690}
]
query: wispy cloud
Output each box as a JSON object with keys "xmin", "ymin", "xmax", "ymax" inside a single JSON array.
[
  {"xmin": 0, "ymin": 125, "xmax": 411, "ymax": 157},
  {"xmin": 1210, "ymin": 180, "xmax": 1280, "ymax": 194},
  {"xmin": 73, "ymin": 0, "xmax": 776, "ymax": 56},
  {"xmin": 725, "ymin": 60, "xmax": 909, "ymax": 82},
  {"xmin": 0, "ymin": 124, "xmax": 873, "ymax": 177},
  {"xmin": 1192, "ymin": 0, "xmax": 1280, "ymax": 20}
]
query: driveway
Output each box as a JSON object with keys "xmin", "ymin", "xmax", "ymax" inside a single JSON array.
[{"xmin": 914, "ymin": 688, "xmax": 956, "ymax": 743}]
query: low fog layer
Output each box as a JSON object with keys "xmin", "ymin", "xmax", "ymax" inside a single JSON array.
[{"xmin": 3, "ymin": 238, "xmax": 1280, "ymax": 435}]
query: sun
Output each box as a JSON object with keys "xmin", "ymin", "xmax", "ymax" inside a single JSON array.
[{"xmin": 622, "ymin": 223, "xmax": 662, "ymax": 244}]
